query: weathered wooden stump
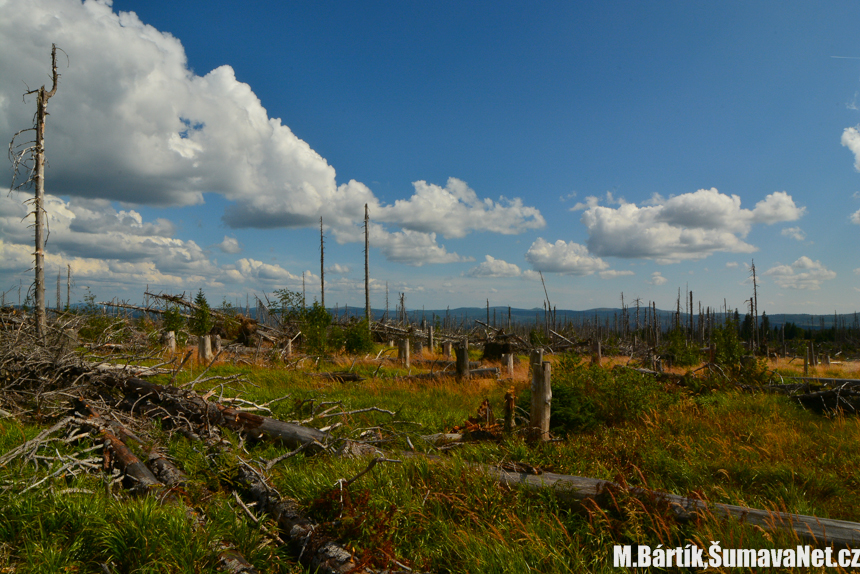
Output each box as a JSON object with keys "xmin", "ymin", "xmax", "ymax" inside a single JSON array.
[
  {"xmin": 502, "ymin": 353, "xmax": 514, "ymax": 377},
  {"xmin": 529, "ymin": 349, "xmax": 550, "ymax": 441},
  {"xmin": 165, "ymin": 330, "xmax": 176, "ymax": 353},
  {"xmin": 198, "ymin": 334, "xmax": 213, "ymax": 363},
  {"xmin": 398, "ymin": 338, "xmax": 410, "ymax": 368},
  {"xmin": 455, "ymin": 338, "xmax": 470, "ymax": 381}
]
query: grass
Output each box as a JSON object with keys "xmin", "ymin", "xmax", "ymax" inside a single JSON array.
[{"xmin": 3, "ymin": 349, "xmax": 860, "ymax": 572}]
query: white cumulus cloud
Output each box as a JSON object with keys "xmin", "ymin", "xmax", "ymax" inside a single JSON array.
[
  {"xmin": 217, "ymin": 236, "xmax": 242, "ymax": 254},
  {"xmin": 780, "ymin": 227, "xmax": 806, "ymax": 241},
  {"xmin": 524, "ymin": 238, "xmax": 608, "ymax": 275},
  {"xmin": 580, "ymin": 188, "xmax": 804, "ymax": 262},
  {"xmin": 0, "ymin": 0, "xmax": 542, "ymax": 268},
  {"xmin": 842, "ymin": 126, "xmax": 860, "ymax": 171},
  {"xmin": 764, "ymin": 257, "xmax": 836, "ymax": 290},
  {"xmin": 468, "ymin": 255, "xmax": 522, "ymax": 278},
  {"xmin": 648, "ymin": 272, "xmax": 668, "ymax": 285}
]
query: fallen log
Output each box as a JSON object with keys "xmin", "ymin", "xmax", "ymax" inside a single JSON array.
[
  {"xmin": 73, "ymin": 400, "xmax": 162, "ymax": 493},
  {"xmin": 114, "ymin": 377, "xmax": 329, "ymax": 452},
  {"xmin": 144, "ymin": 448, "xmax": 260, "ymax": 574},
  {"xmin": 485, "ymin": 467, "xmax": 860, "ymax": 547},
  {"xmin": 407, "ymin": 367, "xmax": 500, "ymax": 381},
  {"xmin": 232, "ymin": 465, "xmax": 365, "ymax": 574},
  {"xmin": 794, "ymin": 387, "xmax": 860, "ymax": 414},
  {"xmin": 310, "ymin": 371, "xmax": 365, "ymax": 383}
]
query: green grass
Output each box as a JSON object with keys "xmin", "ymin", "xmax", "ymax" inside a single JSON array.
[{"xmin": 2, "ymin": 356, "xmax": 860, "ymax": 572}]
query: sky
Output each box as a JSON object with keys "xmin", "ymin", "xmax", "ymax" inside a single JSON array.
[{"xmin": 1, "ymin": 0, "xmax": 859, "ymax": 315}]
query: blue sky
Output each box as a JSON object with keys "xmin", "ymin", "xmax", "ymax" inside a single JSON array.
[{"xmin": 1, "ymin": 0, "xmax": 859, "ymax": 313}]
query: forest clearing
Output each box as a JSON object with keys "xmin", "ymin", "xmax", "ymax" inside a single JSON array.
[{"xmin": 2, "ymin": 291, "xmax": 860, "ymax": 573}]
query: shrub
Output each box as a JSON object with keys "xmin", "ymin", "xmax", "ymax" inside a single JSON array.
[
  {"xmin": 662, "ymin": 328, "xmax": 702, "ymax": 367},
  {"xmin": 344, "ymin": 319, "xmax": 375, "ymax": 355},
  {"xmin": 520, "ymin": 353, "xmax": 671, "ymax": 434},
  {"xmin": 188, "ymin": 289, "xmax": 213, "ymax": 337},
  {"xmin": 303, "ymin": 301, "xmax": 332, "ymax": 355},
  {"xmin": 161, "ymin": 304, "xmax": 187, "ymax": 345}
]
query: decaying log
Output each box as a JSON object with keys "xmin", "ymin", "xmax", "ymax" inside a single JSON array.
[
  {"xmin": 486, "ymin": 467, "xmax": 860, "ymax": 547},
  {"xmin": 406, "ymin": 367, "xmax": 499, "ymax": 381},
  {"xmin": 311, "ymin": 371, "xmax": 365, "ymax": 382},
  {"xmin": 794, "ymin": 386, "xmax": 860, "ymax": 414},
  {"xmin": 73, "ymin": 400, "xmax": 162, "ymax": 493},
  {"xmin": 232, "ymin": 465, "xmax": 366, "ymax": 574},
  {"xmin": 114, "ymin": 377, "xmax": 329, "ymax": 452}
]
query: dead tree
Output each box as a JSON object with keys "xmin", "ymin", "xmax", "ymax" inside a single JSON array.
[
  {"xmin": 319, "ymin": 217, "xmax": 325, "ymax": 308},
  {"xmin": 8, "ymin": 44, "xmax": 61, "ymax": 338},
  {"xmin": 364, "ymin": 204, "xmax": 370, "ymax": 325},
  {"xmin": 751, "ymin": 259, "xmax": 759, "ymax": 352}
]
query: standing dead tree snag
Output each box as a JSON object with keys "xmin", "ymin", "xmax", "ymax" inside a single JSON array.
[
  {"xmin": 8, "ymin": 44, "xmax": 61, "ymax": 338},
  {"xmin": 319, "ymin": 216, "xmax": 325, "ymax": 308},
  {"xmin": 364, "ymin": 203, "xmax": 370, "ymax": 326}
]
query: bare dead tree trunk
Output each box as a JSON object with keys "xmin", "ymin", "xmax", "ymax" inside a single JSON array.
[
  {"xmin": 34, "ymin": 87, "xmax": 51, "ymax": 333},
  {"xmin": 751, "ymin": 259, "xmax": 759, "ymax": 352},
  {"xmin": 9, "ymin": 45, "xmax": 60, "ymax": 338},
  {"xmin": 319, "ymin": 217, "xmax": 325, "ymax": 308},
  {"xmin": 364, "ymin": 204, "xmax": 370, "ymax": 326}
]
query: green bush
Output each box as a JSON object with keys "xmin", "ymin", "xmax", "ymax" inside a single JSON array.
[
  {"xmin": 520, "ymin": 354, "xmax": 670, "ymax": 434},
  {"xmin": 662, "ymin": 328, "xmax": 702, "ymax": 367},
  {"xmin": 712, "ymin": 320, "xmax": 745, "ymax": 367},
  {"xmin": 303, "ymin": 301, "xmax": 332, "ymax": 355},
  {"xmin": 161, "ymin": 304, "xmax": 187, "ymax": 345},
  {"xmin": 188, "ymin": 289, "xmax": 213, "ymax": 337},
  {"xmin": 344, "ymin": 319, "xmax": 375, "ymax": 355}
]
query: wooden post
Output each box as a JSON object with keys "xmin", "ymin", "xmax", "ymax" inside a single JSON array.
[
  {"xmin": 398, "ymin": 338, "xmax": 410, "ymax": 368},
  {"xmin": 824, "ymin": 354, "xmax": 831, "ymax": 366},
  {"xmin": 804, "ymin": 345, "xmax": 810, "ymax": 375},
  {"xmin": 166, "ymin": 330, "xmax": 176, "ymax": 353},
  {"xmin": 591, "ymin": 340, "xmax": 601, "ymax": 366},
  {"xmin": 529, "ymin": 349, "xmax": 551, "ymax": 441},
  {"xmin": 213, "ymin": 334, "xmax": 222, "ymax": 353},
  {"xmin": 284, "ymin": 338, "xmax": 292, "ymax": 357},
  {"xmin": 502, "ymin": 353, "xmax": 514, "ymax": 377},
  {"xmin": 455, "ymin": 338, "xmax": 470, "ymax": 381},
  {"xmin": 811, "ymin": 341, "xmax": 817, "ymax": 367},
  {"xmin": 198, "ymin": 335, "xmax": 213, "ymax": 363},
  {"xmin": 443, "ymin": 341, "xmax": 452, "ymax": 359},
  {"xmin": 427, "ymin": 325, "xmax": 434, "ymax": 353},
  {"xmin": 503, "ymin": 389, "xmax": 515, "ymax": 434},
  {"xmin": 414, "ymin": 339, "xmax": 424, "ymax": 356}
]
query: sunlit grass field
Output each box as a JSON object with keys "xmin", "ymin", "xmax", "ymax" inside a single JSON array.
[{"xmin": 2, "ymin": 348, "xmax": 859, "ymax": 572}]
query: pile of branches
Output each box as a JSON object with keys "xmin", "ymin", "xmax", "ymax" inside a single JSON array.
[{"xmin": 0, "ymin": 312, "xmax": 413, "ymax": 573}]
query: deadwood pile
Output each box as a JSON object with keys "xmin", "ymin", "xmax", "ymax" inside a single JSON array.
[{"xmin": 0, "ymin": 310, "xmax": 408, "ymax": 573}]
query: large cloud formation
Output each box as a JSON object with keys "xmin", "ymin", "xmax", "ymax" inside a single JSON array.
[
  {"xmin": 765, "ymin": 257, "xmax": 836, "ymax": 290},
  {"xmin": 524, "ymin": 238, "xmax": 609, "ymax": 275},
  {"xmin": 578, "ymin": 188, "xmax": 804, "ymax": 262},
  {"xmin": 0, "ymin": 0, "xmax": 543, "ymax": 291}
]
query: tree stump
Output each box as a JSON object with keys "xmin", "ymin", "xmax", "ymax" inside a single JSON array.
[
  {"xmin": 398, "ymin": 338, "xmax": 410, "ymax": 368},
  {"xmin": 198, "ymin": 335, "xmax": 213, "ymax": 363}
]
